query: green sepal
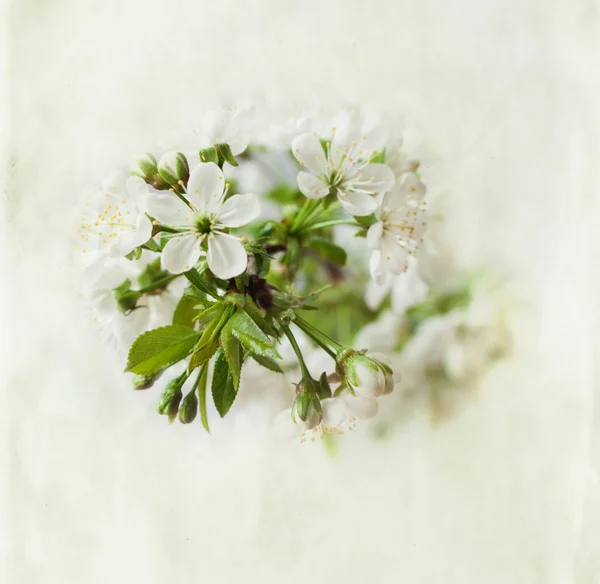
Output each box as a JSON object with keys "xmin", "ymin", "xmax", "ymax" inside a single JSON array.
[
  {"xmin": 125, "ymin": 325, "xmax": 200, "ymax": 376},
  {"xmin": 318, "ymin": 372, "xmax": 333, "ymax": 398},
  {"xmin": 199, "ymin": 146, "xmax": 219, "ymax": 164},
  {"xmin": 215, "ymin": 143, "xmax": 238, "ymax": 167},
  {"xmin": 197, "ymin": 364, "xmax": 210, "ymax": 433},
  {"xmin": 125, "ymin": 247, "xmax": 143, "ymax": 261},
  {"xmin": 355, "ymin": 214, "xmax": 377, "ymax": 228}
]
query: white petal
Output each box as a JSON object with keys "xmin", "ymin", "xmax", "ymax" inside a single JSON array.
[
  {"xmin": 337, "ymin": 188, "xmax": 378, "ymax": 216},
  {"xmin": 321, "ymin": 398, "xmax": 348, "ymax": 428},
  {"xmin": 207, "ymin": 232, "xmax": 248, "ymax": 279},
  {"xmin": 349, "ymin": 163, "xmax": 395, "ymax": 195},
  {"xmin": 342, "ymin": 395, "xmax": 379, "ymax": 420},
  {"xmin": 397, "ymin": 172, "xmax": 426, "ymax": 199},
  {"xmin": 364, "ymin": 277, "xmax": 391, "ymax": 311},
  {"xmin": 186, "ymin": 162, "xmax": 225, "ymax": 212},
  {"xmin": 215, "ymin": 194, "xmax": 260, "ymax": 227},
  {"xmin": 161, "ymin": 234, "xmax": 202, "ymax": 274},
  {"xmin": 366, "ymin": 220, "xmax": 384, "ymax": 249},
  {"xmin": 196, "ymin": 109, "xmax": 234, "ymax": 145},
  {"xmin": 297, "ymin": 171, "xmax": 329, "ymax": 199},
  {"xmin": 126, "ymin": 176, "xmax": 150, "ymax": 208},
  {"xmin": 291, "ymin": 133, "xmax": 328, "ymax": 175},
  {"xmin": 101, "ymin": 171, "xmax": 128, "ymax": 195},
  {"xmin": 145, "ymin": 193, "xmax": 192, "ymax": 226},
  {"xmin": 109, "ymin": 213, "xmax": 153, "ymax": 257},
  {"xmin": 378, "ymin": 232, "xmax": 410, "ymax": 275}
]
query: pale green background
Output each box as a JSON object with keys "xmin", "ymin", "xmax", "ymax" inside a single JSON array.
[{"xmin": 1, "ymin": 0, "xmax": 599, "ymax": 582}]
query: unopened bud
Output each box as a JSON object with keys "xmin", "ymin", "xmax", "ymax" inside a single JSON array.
[
  {"xmin": 338, "ymin": 349, "xmax": 390, "ymax": 398},
  {"xmin": 157, "ymin": 152, "xmax": 190, "ymax": 186},
  {"xmin": 291, "ymin": 383, "xmax": 323, "ymax": 429},
  {"xmin": 131, "ymin": 152, "xmax": 170, "ymax": 190},
  {"xmin": 178, "ymin": 390, "xmax": 198, "ymax": 424},
  {"xmin": 133, "ymin": 370, "xmax": 164, "ymax": 390},
  {"xmin": 156, "ymin": 375, "xmax": 185, "ymax": 422}
]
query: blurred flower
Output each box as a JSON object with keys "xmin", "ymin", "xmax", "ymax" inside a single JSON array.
[
  {"xmin": 75, "ymin": 172, "xmax": 152, "ymax": 258},
  {"xmin": 367, "ymin": 172, "xmax": 427, "ymax": 283},
  {"xmin": 194, "ymin": 105, "xmax": 253, "ymax": 155}
]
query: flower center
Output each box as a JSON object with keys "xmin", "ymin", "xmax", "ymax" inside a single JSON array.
[{"xmin": 194, "ymin": 213, "xmax": 214, "ymax": 236}]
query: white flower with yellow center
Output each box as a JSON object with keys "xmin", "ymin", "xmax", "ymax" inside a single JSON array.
[
  {"xmin": 145, "ymin": 162, "xmax": 259, "ymax": 279},
  {"xmin": 76, "ymin": 172, "xmax": 153, "ymax": 258},
  {"xmin": 367, "ymin": 172, "xmax": 427, "ymax": 284},
  {"xmin": 291, "ymin": 113, "xmax": 395, "ymax": 216}
]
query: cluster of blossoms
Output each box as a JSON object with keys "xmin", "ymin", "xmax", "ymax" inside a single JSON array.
[{"xmin": 73, "ymin": 104, "xmax": 433, "ymax": 441}]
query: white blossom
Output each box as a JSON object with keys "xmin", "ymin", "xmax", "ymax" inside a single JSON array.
[
  {"xmin": 75, "ymin": 172, "xmax": 152, "ymax": 258},
  {"xmin": 367, "ymin": 172, "xmax": 427, "ymax": 284},
  {"xmin": 291, "ymin": 111, "xmax": 395, "ymax": 216},
  {"xmin": 145, "ymin": 162, "xmax": 259, "ymax": 279}
]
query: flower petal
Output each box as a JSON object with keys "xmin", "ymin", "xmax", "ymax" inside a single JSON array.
[
  {"xmin": 186, "ymin": 162, "xmax": 225, "ymax": 212},
  {"xmin": 145, "ymin": 193, "xmax": 192, "ymax": 226},
  {"xmin": 366, "ymin": 220, "xmax": 384, "ymax": 249},
  {"xmin": 349, "ymin": 163, "xmax": 395, "ymax": 195},
  {"xmin": 161, "ymin": 234, "xmax": 202, "ymax": 274},
  {"xmin": 337, "ymin": 189, "xmax": 378, "ymax": 216},
  {"xmin": 342, "ymin": 395, "xmax": 379, "ymax": 420},
  {"xmin": 291, "ymin": 133, "xmax": 328, "ymax": 175},
  {"xmin": 297, "ymin": 171, "xmax": 329, "ymax": 199},
  {"xmin": 207, "ymin": 232, "xmax": 248, "ymax": 279},
  {"xmin": 215, "ymin": 194, "xmax": 260, "ymax": 227},
  {"xmin": 126, "ymin": 176, "xmax": 150, "ymax": 208},
  {"xmin": 321, "ymin": 398, "xmax": 348, "ymax": 428},
  {"xmin": 196, "ymin": 109, "xmax": 234, "ymax": 146}
]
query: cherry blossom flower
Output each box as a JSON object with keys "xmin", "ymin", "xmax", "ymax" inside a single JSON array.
[{"xmin": 145, "ymin": 162, "xmax": 259, "ymax": 279}]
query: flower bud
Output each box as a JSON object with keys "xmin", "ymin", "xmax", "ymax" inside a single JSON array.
[
  {"xmin": 338, "ymin": 350, "xmax": 388, "ymax": 398},
  {"xmin": 178, "ymin": 390, "xmax": 198, "ymax": 424},
  {"xmin": 131, "ymin": 152, "xmax": 170, "ymax": 190},
  {"xmin": 156, "ymin": 375, "xmax": 185, "ymax": 422},
  {"xmin": 157, "ymin": 152, "xmax": 190, "ymax": 186},
  {"xmin": 132, "ymin": 370, "xmax": 164, "ymax": 390},
  {"xmin": 291, "ymin": 390, "xmax": 322, "ymax": 429}
]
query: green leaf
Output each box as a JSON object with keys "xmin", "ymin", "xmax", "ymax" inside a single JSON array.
[
  {"xmin": 307, "ymin": 236, "xmax": 347, "ymax": 266},
  {"xmin": 249, "ymin": 353, "xmax": 283, "ymax": 373},
  {"xmin": 243, "ymin": 297, "xmax": 277, "ymax": 336},
  {"xmin": 172, "ymin": 294, "xmax": 199, "ymax": 328},
  {"xmin": 211, "ymin": 349, "xmax": 237, "ymax": 417},
  {"xmin": 220, "ymin": 322, "xmax": 242, "ymax": 389},
  {"xmin": 125, "ymin": 326, "xmax": 200, "ymax": 375},
  {"xmin": 196, "ymin": 364, "xmax": 210, "ymax": 433},
  {"xmin": 228, "ymin": 311, "xmax": 281, "ymax": 360},
  {"xmin": 188, "ymin": 339, "xmax": 219, "ymax": 371}
]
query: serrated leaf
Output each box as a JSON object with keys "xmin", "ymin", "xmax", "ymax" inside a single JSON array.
[
  {"xmin": 125, "ymin": 325, "xmax": 200, "ymax": 375},
  {"xmin": 307, "ymin": 236, "xmax": 347, "ymax": 266},
  {"xmin": 243, "ymin": 297, "xmax": 277, "ymax": 336},
  {"xmin": 249, "ymin": 353, "xmax": 283, "ymax": 373},
  {"xmin": 172, "ymin": 294, "xmax": 199, "ymax": 328},
  {"xmin": 228, "ymin": 311, "xmax": 281, "ymax": 360},
  {"xmin": 220, "ymin": 322, "xmax": 241, "ymax": 389},
  {"xmin": 184, "ymin": 266, "xmax": 218, "ymax": 298},
  {"xmin": 188, "ymin": 339, "xmax": 219, "ymax": 371},
  {"xmin": 211, "ymin": 349, "xmax": 237, "ymax": 417}
]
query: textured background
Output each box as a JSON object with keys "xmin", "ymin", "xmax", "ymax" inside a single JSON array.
[{"xmin": 2, "ymin": 0, "xmax": 599, "ymax": 582}]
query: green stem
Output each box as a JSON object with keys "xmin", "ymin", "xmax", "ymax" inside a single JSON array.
[
  {"xmin": 290, "ymin": 199, "xmax": 321, "ymax": 233},
  {"xmin": 298, "ymin": 218, "xmax": 357, "ymax": 234},
  {"xmin": 155, "ymin": 224, "xmax": 182, "ymax": 234},
  {"xmin": 282, "ymin": 324, "xmax": 311, "ymax": 378},
  {"xmin": 294, "ymin": 315, "xmax": 344, "ymax": 354},
  {"xmin": 136, "ymin": 274, "xmax": 180, "ymax": 294}
]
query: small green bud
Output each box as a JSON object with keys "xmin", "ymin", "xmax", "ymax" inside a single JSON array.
[
  {"xmin": 131, "ymin": 152, "xmax": 170, "ymax": 190},
  {"xmin": 291, "ymin": 374, "xmax": 323, "ymax": 428},
  {"xmin": 157, "ymin": 152, "xmax": 190, "ymax": 186},
  {"xmin": 156, "ymin": 375, "xmax": 185, "ymax": 422},
  {"xmin": 178, "ymin": 390, "xmax": 198, "ymax": 424},
  {"xmin": 132, "ymin": 370, "xmax": 164, "ymax": 390}
]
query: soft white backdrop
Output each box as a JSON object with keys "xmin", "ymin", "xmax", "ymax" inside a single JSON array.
[{"xmin": 2, "ymin": 0, "xmax": 599, "ymax": 582}]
